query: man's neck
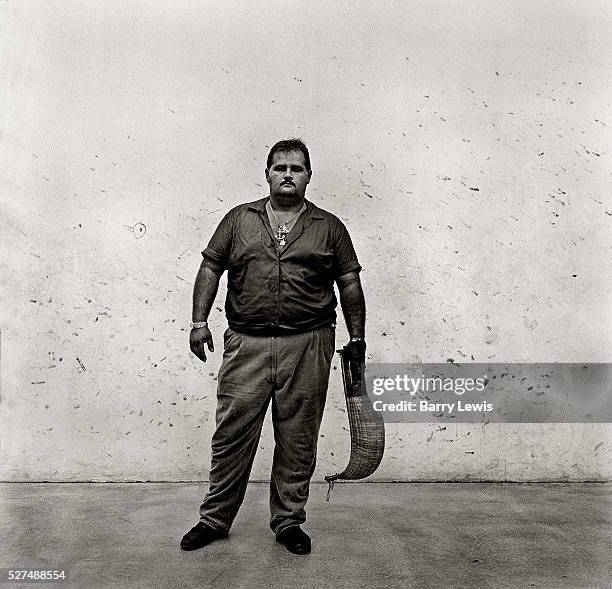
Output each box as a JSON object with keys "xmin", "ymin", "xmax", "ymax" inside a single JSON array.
[{"xmin": 268, "ymin": 194, "xmax": 306, "ymax": 214}]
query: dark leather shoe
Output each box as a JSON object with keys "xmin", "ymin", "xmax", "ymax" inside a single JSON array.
[
  {"xmin": 276, "ymin": 526, "xmax": 311, "ymax": 554},
  {"xmin": 180, "ymin": 522, "xmax": 227, "ymax": 551}
]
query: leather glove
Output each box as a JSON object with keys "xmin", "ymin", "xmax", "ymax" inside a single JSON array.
[{"xmin": 343, "ymin": 338, "xmax": 366, "ymax": 364}]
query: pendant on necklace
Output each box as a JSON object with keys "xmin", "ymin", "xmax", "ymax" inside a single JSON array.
[{"xmin": 275, "ymin": 223, "xmax": 289, "ymax": 247}]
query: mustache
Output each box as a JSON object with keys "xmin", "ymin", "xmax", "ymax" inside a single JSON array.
[{"xmin": 281, "ymin": 180, "xmax": 295, "ymax": 186}]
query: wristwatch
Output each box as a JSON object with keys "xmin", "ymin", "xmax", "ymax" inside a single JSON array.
[{"xmin": 190, "ymin": 321, "xmax": 208, "ymax": 329}]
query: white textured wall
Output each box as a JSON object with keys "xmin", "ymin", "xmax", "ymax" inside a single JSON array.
[{"xmin": 1, "ymin": 1, "xmax": 610, "ymax": 481}]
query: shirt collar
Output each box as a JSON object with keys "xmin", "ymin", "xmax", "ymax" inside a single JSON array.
[{"xmin": 248, "ymin": 197, "xmax": 324, "ymax": 219}]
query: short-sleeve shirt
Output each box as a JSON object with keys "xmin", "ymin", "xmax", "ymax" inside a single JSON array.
[{"xmin": 201, "ymin": 197, "xmax": 362, "ymax": 335}]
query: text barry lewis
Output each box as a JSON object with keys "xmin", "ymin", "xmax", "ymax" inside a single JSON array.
[{"xmin": 372, "ymin": 401, "xmax": 493, "ymax": 413}]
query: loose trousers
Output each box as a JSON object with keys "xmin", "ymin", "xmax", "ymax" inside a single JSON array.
[{"xmin": 199, "ymin": 325, "xmax": 335, "ymax": 534}]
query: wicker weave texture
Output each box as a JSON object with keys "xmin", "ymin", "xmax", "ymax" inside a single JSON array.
[{"xmin": 325, "ymin": 360, "xmax": 385, "ymax": 483}]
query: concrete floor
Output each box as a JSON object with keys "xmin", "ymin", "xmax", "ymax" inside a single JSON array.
[{"xmin": 0, "ymin": 483, "xmax": 610, "ymax": 589}]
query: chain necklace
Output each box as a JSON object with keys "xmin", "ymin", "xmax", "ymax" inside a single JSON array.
[{"xmin": 268, "ymin": 201, "xmax": 305, "ymax": 246}]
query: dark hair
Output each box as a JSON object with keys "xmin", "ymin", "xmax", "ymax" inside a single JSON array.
[{"xmin": 266, "ymin": 138, "xmax": 311, "ymax": 171}]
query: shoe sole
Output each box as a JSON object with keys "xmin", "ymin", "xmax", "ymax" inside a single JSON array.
[
  {"xmin": 275, "ymin": 537, "xmax": 311, "ymax": 554},
  {"xmin": 180, "ymin": 531, "xmax": 228, "ymax": 551}
]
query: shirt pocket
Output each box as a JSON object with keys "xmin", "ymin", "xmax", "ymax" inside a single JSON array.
[
  {"xmin": 230, "ymin": 229, "xmax": 265, "ymax": 268},
  {"xmin": 306, "ymin": 250, "xmax": 334, "ymax": 285}
]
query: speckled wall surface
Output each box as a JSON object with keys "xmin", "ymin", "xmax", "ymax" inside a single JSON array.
[{"xmin": 1, "ymin": 1, "xmax": 610, "ymax": 481}]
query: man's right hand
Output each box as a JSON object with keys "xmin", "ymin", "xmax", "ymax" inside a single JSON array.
[{"xmin": 190, "ymin": 326, "xmax": 214, "ymax": 363}]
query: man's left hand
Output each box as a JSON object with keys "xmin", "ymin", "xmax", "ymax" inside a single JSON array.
[{"xmin": 343, "ymin": 339, "xmax": 366, "ymax": 364}]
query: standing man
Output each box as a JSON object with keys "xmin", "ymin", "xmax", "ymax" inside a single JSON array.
[{"xmin": 180, "ymin": 138, "xmax": 366, "ymax": 555}]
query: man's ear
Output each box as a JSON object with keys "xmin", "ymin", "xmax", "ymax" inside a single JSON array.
[
  {"xmin": 265, "ymin": 168, "xmax": 270, "ymax": 182},
  {"xmin": 307, "ymin": 170, "xmax": 312, "ymax": 184}
]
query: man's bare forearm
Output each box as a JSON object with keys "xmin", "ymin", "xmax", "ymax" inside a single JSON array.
[
  {"xmin": 337, "ymin": 271, "xmax": 366, "ymax": 339},
  {"xmin": 192, "ymin": 262, "xmax": 222, "ymax": 322}
]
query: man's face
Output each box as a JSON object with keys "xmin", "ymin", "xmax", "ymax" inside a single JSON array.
[{"xmin": 265, "ymin": 150, "xmax": 312, "ymax": 203}]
